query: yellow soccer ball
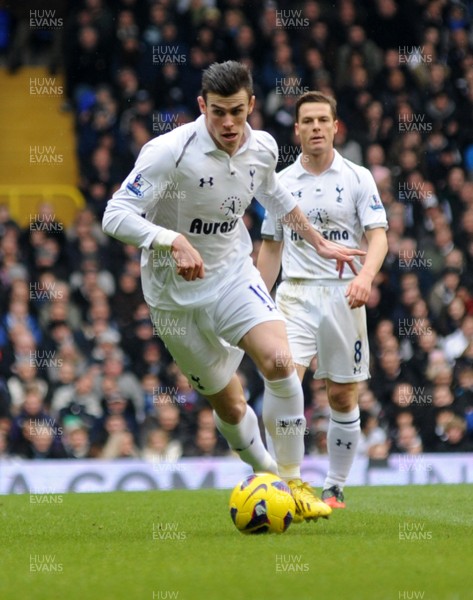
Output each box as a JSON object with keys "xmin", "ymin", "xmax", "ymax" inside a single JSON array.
[{"xmin": 229, "ymin": 473, "xmax": 296, "ymax": 534}]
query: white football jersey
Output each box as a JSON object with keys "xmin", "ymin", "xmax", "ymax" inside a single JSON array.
[
  {"xmin": 261, "ymin": 150, "xmax": 388, "ymax": 281},
  {"xmin": 103, "ymin": 115, "xmax": 296, "ymax": 309}
]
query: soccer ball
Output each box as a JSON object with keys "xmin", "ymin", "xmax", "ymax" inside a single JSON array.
[{"xmin": 229, "ymin": 473, "xmax": 296, "ymax": 534}]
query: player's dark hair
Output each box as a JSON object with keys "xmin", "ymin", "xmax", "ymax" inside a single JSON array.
[
  {"xmin": 201, "ymin": 61, "xmax": 253, "ymax": 101},
  {"xmin": 295, "ymin": 91, "xmax": 337, "ymax": 121}
]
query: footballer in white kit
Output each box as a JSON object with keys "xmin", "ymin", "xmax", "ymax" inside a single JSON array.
[
  {"xmin": 104, "ymin": 112, "xmax": 296, "ymax": 393},
  {"xmin": 258, "ymin": 91, "xmax": 388, "ymax": 509},
  {"xmin": 261, "ymin": 148, "xmax": 388, "ymax": 381},
  {"xmin": 103, "ymin": 64, "xmax": 364, "ymax": 522}
]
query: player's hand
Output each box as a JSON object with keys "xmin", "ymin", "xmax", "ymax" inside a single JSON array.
[
  {"xmin": 314, "ymin": 238, "xmax": 366, "ymax": 277},
  {"xmin": 345, "ymin": 272, "xmax": 372, "ymax": 309},
  {"xmin": 171, "ymin": 235, "xmax": 205, "ymax": 281}
]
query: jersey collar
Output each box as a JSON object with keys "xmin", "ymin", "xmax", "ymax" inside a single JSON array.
[
  {"xmin": 196, "ymin": 114, "xmax": 258, "ymax": 154},
  {"xmin": 295, "ymin": 148, "xmax": 344, "ymax": 177}
]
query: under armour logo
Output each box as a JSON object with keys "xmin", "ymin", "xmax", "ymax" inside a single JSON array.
[
  {"xmin": 199, "ymin": 177, "xmax": 214, "ymax": 187},
  {"xmin": 353, "ymin": 366, "xmax": 362, "ymax": 375},
  {"xmin": 336, "ymin": 439, "xmax": 352, "ymax": 449},
  {"xmin": 190, "ymin": 374, "xmax": 205, "ymax": 390},
  {"xmin": 336, "ymin": 185, "xmax": 344, "ymax": 203},
  {"xmin": 276, "ymin": 418, "xmax": 304, "ymax": 428},
  {"xmin": 291, "ymin": 190, "xmax": 302, "ymax": 198}
]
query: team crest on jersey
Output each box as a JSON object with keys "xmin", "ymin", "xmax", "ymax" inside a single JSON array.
[
  {"xmin": 220, "ymin": 196, "xmax": 242, "ymax": 216},
  {"xmin": 370, "ymin": 195, "xmax": 383, "ymax": 210},
  {"xmin": 336, "ymin": 185, "xmax": 344, "ymax": 203},
  {"xmin": 126, "ymin": 173, "xmax": 151, "ymax": 198}
]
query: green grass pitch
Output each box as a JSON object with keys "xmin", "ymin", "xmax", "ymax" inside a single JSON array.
[{"xmin": 1, "ymin": 485, "xmax": 471, "ymax": 600}]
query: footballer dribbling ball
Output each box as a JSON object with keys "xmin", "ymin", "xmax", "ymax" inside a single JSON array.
[{"xmin": 229, "ymin": 473, "xmax": 296, "ymax": 534}]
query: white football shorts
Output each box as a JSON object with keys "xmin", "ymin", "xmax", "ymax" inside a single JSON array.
[
  {"xmin": 276, "ymin": 279, "xmax": 370, "ymax": 383},
  {"xmin": 149, "ymin": 265, "xmax": 284, "ymax": 395}
]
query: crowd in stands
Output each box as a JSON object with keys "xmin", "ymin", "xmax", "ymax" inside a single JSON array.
[{"xmin": 1, "ymin": 0, "xmax": 473, "ymax": 463}]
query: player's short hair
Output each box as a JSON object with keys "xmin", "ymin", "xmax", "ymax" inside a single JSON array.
[
  {"xmin": 201, "ymin": 61, "xmax": 254, "ymax": 101},
  {"xmin": 295, "ymin": 91, "xmax": 337, "ymax": 122}
]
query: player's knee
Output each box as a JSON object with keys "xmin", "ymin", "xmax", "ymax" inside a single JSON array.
[
  {"xmin": 215, "ymin": 398, "xmax": 246, "ymax": 425},
  {"xmin": 259, "ymin": 348, "xmax": 293, "ymax": 379},
  {"xmin": 328, "ymin": 383, "xmax": 358, "ymax": 412}
]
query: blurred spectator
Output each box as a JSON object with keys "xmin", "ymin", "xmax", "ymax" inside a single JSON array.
[
  {"xmin": 358, "ymin": 410, "xmax": 388, "ymax": 457},
  {"xmin": 100, "ymin": 387, "xmax": 139, "ymax": 441},
  {"xmin": 370, "ymin": 349, "xmax": 413, "ymax": 406},
  {"xmin": 444, "ymin": 314, "xmax": 473, "ymax": 363},
  {"xmin": 334, "ymin": 119, "xmax": 363, "ymax": 164},
  {"xmin": 7, "ymin": 362, "xmax": 48, "ymax": 416},
  {"xmin": 51, "ymin": 368, "xmax": 101, "ymax": 425},
  {"xmin": 183, "ymin": 425, "xmax": 227, "ymax": 458},
  {"xmin": 358, "ymin": 387, "xmax": 383, "ymax": 419},
  {"xmin": 140, "ymin": 373, "xmax": 161, "ymax": 417},
  {"xmin": 0, "ymin": 430, "xmax": 10, "ymax": 458},
  {"xmin": 101, "ymin": 429, "xmax": 140, "ymax": 459},
  {"xmin": 391, "ymin": 423, "xmax": 423, "ymax": 454},
  {"xmin": 89, "ymin": 413, "xmax": 128, "ymax": 457},
  {"xmin": 307, "ymin": 414, "xmax": 329, "ymax": 456},
  {"xmin": 336, "ymin": 24, "xmax": 383, "ymax": 90},
  {"xmin": 111, "ymin": 270, "xmax": 144, "ymax": 328},
  {"xmin": 435, "ymin": 415, "xmax": 473, "ymax": 452},
  {"xmin": 9, "ymin": 387, "xmax": 65, "ymax": 458},
  {"xmin": 142, "ymin": 428, "xmax": 182, "ymax": 463},
  {"xmin": 455, "ymin": 365, "xmax": 473, "ymax": 409},
  {"xmin": 143, "ymin": 396, "xmax": 186, "ymax": 455},
  {"xmin": 428, "ymin": 266, "xmax": 461, "ymax": 320},
  {"xmin": 96, "ymin": 353, "xmax": 144, "ymax": 419},
  {"xmin": 62, "ymin": 419, "xmax": 93, "ymax": 458}
]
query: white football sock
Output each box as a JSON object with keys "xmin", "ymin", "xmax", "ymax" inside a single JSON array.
[
  {"xmin": 262, "ymin": 371, "xmax": 305, "ymax": 480},
  {"xmin": 214, "ymin": 405, "xmax": 278, "ymax": 474},
  {"xmin": 324, "ymin": 407, "xmax": 360, "ymax": 490}
]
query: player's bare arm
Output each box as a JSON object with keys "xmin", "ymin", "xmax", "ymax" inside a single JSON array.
[
  {"xmin": 345, "ymin": 227, "xmax": 388, "ymax": 309},
  {"xmin": 282, "ymin": 205, "xmax": 366, "ymax": 276},
  {"xmin": 170, "ymin": 234, "xmax": 205, "ymax": 281},
  {"xmin": 257, "ymin": 239, "xmax": 283, "ymax": 293}
]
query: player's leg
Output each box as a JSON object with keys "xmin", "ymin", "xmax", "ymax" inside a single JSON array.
[
  {"xmin": 294, "ymin": 361, "xmax": 359, "ymax": 508},
  {"xmin": 215, "ymin": 271, "xmax": 331, "ymax": 520},
  {"xmin": 258, "ymin": 281, "xmax": 319, "ymax": 479},
  {"xmin": 204, "ymin": 374, "xmax": 278, "ymax": 474},
  {"xmin": 239, "ymin": 321, "xmax": 331, "ymax": 521},
  {"xmin": 265, "ymin": 362, "xmax": 307, "ymax": 459},
  {"xmin": 149, "ymin": 305, "xmax": 276, "ymax": 474},
  {"xmin": 321, "ymin": 380, "xmax": 360, "ymax": 508},
  {"xmin": 314, "ymin": 284, "xmax": 368, "ymax": 508},
  {"xmin": 239, "ymin": 320, "xmax": 304, "ymax": 479}
]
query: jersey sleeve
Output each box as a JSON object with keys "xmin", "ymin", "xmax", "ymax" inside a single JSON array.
[
  {"xmin": 253, "ymin": 132, "xmax": 297, "ymax": 220},
  {"xmin": 356, "ymin": 168, "xmax": 388, "ymax": 231},
  {"xmin": 102, "ymin": 141, "xmax": 176, "ymax": 249},
  {"xmin": 255, "ymin": 171, "xmax": 297, "ymax": 220},
  {"xmin": 261, "ymin": 208, "xmax": 283, "ymax": 241}
]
